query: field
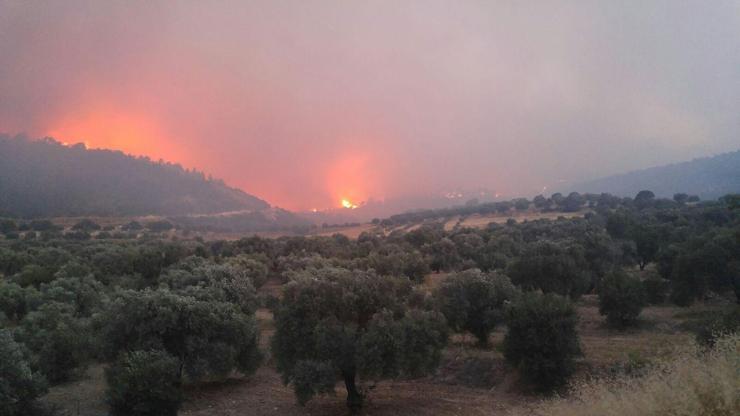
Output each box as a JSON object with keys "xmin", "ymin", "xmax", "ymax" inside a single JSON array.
[{"xmin": 44, "ymin": 276, "xmax": 704, "ymax": 416}]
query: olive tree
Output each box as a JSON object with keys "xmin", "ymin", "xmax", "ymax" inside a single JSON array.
[
  {"xmin": 271, "ymin": 267, "xmax": 448, "ymax": 411},
  {"xmin": 98, "ymin": 289, "xmax": 261, "ymax": 382},
  {"xmin": 105, "ymin": 350, "xmax": 183, "ymax": 416},
  {"xmin": 503, "ymin": 292, "xmax": 581, "ymax": 392},
  {"xmin": 433, "ymin": 269, "xmax": 518, "ymax": 346},
  {"xmin": 597, "ymin": 271, "xmax": 647, "ymax": 328},
  {"xmin": 0, "ymin": 329, "xmax": 48, "ymax": 416}
]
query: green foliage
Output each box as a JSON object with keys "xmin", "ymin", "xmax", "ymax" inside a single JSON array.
[
  {"xmin": 40, "ymin": 274, "xmax": 105, "ymax": 317},
  {"xmin": 224, "ymin": 254, "xmax": 270, "ymax": 288},
  {"xmin": 0, "ymin": 329, "xmax": 48, "ymax": 416},
  {"xmin": 597, "ymin": 271, "xmax": 647, "ymax": 328},
  {"xmin": 271, "ymin": 267, "xmax": 447, "ymax": 409},
  {"xmin": 434, "ymin": 269, "xmax": 518, "ymax": 345},
  {"xmin": 99, "ymin": 289, "xmax": 261, "ymax": 382},
  {"xmin": 105, "ymin": 350, "xmax": 183, "ymax": 416},
  {"xmin": 692, "ymin": 306, "xmax": 740, "ymax": 347},
  {"xmin": 503, "ymin": 292, "xmax": 581, "ymax": 392},
  {"xmin": 15, "ymin": 303, "xmax": 91, "ymax": 383},
  {"xmin": 507, "ymin": 241, "xmax": 590, "ymax": 299},
  {"xmin": 160, "ymin": 262, "xmax": 258, "ymax": 315},
  {"xmin": 642, "ymin": 273, "xmax": 669, "ymax": 304},
  {"xmin": 0, "ymin": 280, "xmax": 41, "ymax": 322}
]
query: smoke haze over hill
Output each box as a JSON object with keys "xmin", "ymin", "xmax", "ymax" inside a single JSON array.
[{"xmin": 1, "ymin": 1, "xmax": 739, "ymax": 210}]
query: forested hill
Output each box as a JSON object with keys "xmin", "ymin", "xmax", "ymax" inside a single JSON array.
[
  {"xmin": 0, "ymin": 135, "xmax": 270, "ymax": 217},
  {"xmin": 568, "ymin": 150, "xmax": 740, "ymax": 199}
]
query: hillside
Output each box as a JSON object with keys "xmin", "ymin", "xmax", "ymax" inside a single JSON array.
[
  {"xmin": 0, "ymin": 135, "xmax": 270, "ymax": 217},
  {"xmin": 567, "ymin": 150, "xmax": 740, "ymax": 199}
]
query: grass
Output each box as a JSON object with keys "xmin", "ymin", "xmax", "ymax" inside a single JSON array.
[{"xmin": 515, "ymin": 333, "xmax": 740, "ymax": 416}]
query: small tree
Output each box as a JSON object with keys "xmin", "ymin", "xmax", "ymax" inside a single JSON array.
[
  {"xmin": 434, "ymin": 269, "xmax": 518, "ymax": 346},
  {"xmin": 598, "ymin": 271, "xmax": 647, "ymax": 328},
  {"xmin": 271, "ymin": 267, "xmax": 448, "ymax": 410},
  {"xmin": 503, "ymin": 292, "xmax": 581, "ymax": 392},
  {"xmin": 0, "ymin": 329, "xmax": 48, "ymax": 416},
  {"xmin": 105, "ymin": 350, "xmax": 183, "ymax": 416}
]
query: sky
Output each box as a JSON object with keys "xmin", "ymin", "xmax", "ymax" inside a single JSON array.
[{"xmin": 1, "ymin": 1, "xmax": 739, "ymax": 211}]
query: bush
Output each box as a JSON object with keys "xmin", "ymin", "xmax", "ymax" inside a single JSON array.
[
  {"xmin": 503, "ymin": 292, "xmax": 581, "ymax": 392},
  {"xmin": 693, "ymin": 306, "xmax": 740, "ymax": 347},
  {"xmin": 105, "ymin": 350, "xmax": 183, "ymax": 416},
  {"xmin": 434, "ymin": 269, "xmax": 518, "ymax": 345},
  {"xmin": 0, "ymin": 329, "xmax": 48, "ymax": 416},
  {"xmin": 598, "ymin": 271, "xmax": 647, "ymax": 328}
]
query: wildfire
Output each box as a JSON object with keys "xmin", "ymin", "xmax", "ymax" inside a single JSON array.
[{"xmin": 341, "ymin": 198, "xmax": 358, "ymax": 209}]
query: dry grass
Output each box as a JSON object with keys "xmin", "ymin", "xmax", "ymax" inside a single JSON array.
[{"xmin": 514, "ymin": 333, "xmax": 740, "ymax": 416}]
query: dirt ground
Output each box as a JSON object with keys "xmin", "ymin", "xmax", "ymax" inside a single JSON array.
[{"xmin": 44, "ymin": 284, "xmax": 703, "ymax": 416}]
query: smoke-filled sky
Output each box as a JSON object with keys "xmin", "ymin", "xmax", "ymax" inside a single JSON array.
[{"xmin": 1, "ymin": 1, "xmax": 739, "ymax": 210}]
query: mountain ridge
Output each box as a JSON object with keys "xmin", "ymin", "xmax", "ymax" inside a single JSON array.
[{"xmin": 0, "ymin": 135, "xmax": 270, "ymax": 218}]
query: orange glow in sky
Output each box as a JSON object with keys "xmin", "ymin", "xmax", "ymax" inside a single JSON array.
[
  {"xmin": 325, "ymin": 150, "xmax": 386, "ymax": 210},
  {"xmin": 45, "ymin": 110, "xmax": 189, "ymax": 167}
]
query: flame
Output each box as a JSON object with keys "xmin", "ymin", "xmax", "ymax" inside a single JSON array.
[{"xmin": 341, "ymin": 198, "xmax": 358, "ymax": 209}]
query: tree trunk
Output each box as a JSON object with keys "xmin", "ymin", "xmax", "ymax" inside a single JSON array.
[{"xmin": 343, "ymin": 371, "xmax": 363, "ymax": 412}]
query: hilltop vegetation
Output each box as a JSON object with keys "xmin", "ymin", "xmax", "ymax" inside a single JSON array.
[
  {"xmin": 0, "ymin": 135, "xmax": 269, "ymax": 217},
  {"xmin": 1, "ymin": 190, "xmax": 738, "ymax": 415},
  {"xmin": 569, "ymin": 150, "xmax": 740, "ymax": 200}
]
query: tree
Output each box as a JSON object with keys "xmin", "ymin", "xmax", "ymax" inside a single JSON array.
[
  {"xmin": 271, "ymin": 267, "xmax": 448, "ymax": 410},
  {"xmin": 561, "ymin": 192, "xmax": 584, "ymax": 212},
  {"xmin": 503, "ymin": 292, "xmax": 581, "ymax": 392},
  {"xmin": 423, "ymin": 238, "xmax": 461, "ymax": 271},
  {"xmin": 99, "ymin": 289, "xmax": 261, "ymax": 382},
  {"xmin": 597, "ymin": 271, "xmax": 647, "ymax": 328},
  {"xmin": 16, "ymin": 302, "xmax": 91, "ymax": 383},
  {"xmin": 434, "ymin": 269, "xmax": 518, "ymax": 346},
  {"xmin": 507, "ymin": 241, "xmax": 590, "ymax": 299},
  {"xmin": 533, "ymin": 194, "xmax": 548, "ymax": 209},
  {"xmin": 514, "ymin": 198, "xmax": 531, "ymax": 211},
  {"xmin": 105, "ymin": 350, "xmax": 183, "ymax": 416},
  {"xmin": 0, "ymin": 329, "xmax": 48, "ymax": 416},
  {"xmin": 634, "ymin": 190, "xmax": 656, "ymax": 209},
  {"xmin": 631, "ymin": 225, "xmax": 660, "ymax": 270},
  {"xmin": 673, "ymin": 193, "xmax": 689, "ymax": 204}
]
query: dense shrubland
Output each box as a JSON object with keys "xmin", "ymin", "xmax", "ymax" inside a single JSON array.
[{"xmin": 0, "ymin": 191, "xmax": 738, "ymax": 414}]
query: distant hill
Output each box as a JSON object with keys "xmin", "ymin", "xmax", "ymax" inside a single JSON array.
[
  {"xmin": 567, "ymin": 150, "xmax": 740, "ymax": 199},
  {"xmin": 0, "ymin": 135, "xmax": 270, "ymax": 217}
]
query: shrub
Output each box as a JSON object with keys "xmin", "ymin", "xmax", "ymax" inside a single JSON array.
[
  {"xmin": 0, "ymin": 329, "xmax": 48, "ymax": 416},
  {"xmin": 434, "ymin": 269, "xmax": 518, "ymax": 345},
  {"xmin": 503, "ymin": 292, "xmax": 581, "ymax": 392},
  {"xmin": 693, "ymin": 306, "xmax": 740, "ymax": 347},
  {"xmin": 105, "ymin": 350, "xmax": 183, "ymax": 416},
  {"xmin": 598, "ymin": 271, "xmax": 647, "ymax": 328}
]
